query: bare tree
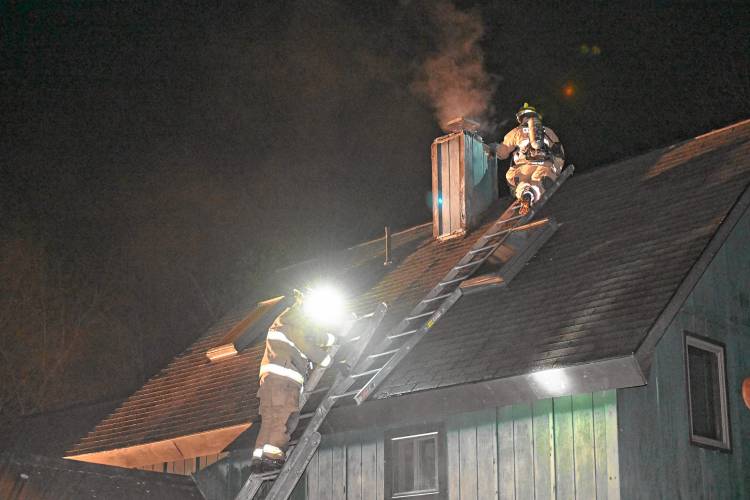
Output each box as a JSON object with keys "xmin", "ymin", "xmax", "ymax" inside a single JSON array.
[{"xmin": 0, "ymin": 237, "xmax": 137, "ymax": 421}]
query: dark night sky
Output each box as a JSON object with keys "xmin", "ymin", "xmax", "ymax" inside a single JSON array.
[{"xmin": 1, "ymin": 1, "xmax": 749, "ymax": 411}]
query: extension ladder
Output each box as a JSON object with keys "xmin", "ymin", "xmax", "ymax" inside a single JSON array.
[{"xmin": 236, "ymin": 302, "xmax": 389, "ymax": 500}]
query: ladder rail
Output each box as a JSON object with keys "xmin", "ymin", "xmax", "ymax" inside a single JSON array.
[
  {"xmin": 300, "ymin": 345, "xmax": 341, "ymax": 407},
  {"xmin": 354, "ymin": 288, "xmax": 463, "ymax": 404},
  {"xmin": 237, "ymin": 303, "xmax": 389, "ymax": 500},
  {"xmin": 341, "ymin": 210, "xmax": 520, "ymax": 400},
  {"xmin": 298, "ymin": 302, "xmax": 387, "ymax": 407}
]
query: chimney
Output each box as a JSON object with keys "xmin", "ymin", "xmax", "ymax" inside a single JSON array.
[{"xmin": 431, "ymin": 117, "xmax": 498, "ymax": 239}]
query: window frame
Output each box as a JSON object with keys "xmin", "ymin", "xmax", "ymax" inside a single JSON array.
[
  {"xmin": 683, "ymin": 332, "xmax": 732, "ymax": 451},
  {"xmin": 384, "ymin": 423, "xmax": 447, "ymax": 500}
]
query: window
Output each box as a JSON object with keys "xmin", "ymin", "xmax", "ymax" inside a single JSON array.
[
  {"xmin": 385, "ymin": 426, "xmax": 446, "ymax": 499},
  {"xmin": 684, "ymin": 334, "xmax": 731, "ymax": 450}
]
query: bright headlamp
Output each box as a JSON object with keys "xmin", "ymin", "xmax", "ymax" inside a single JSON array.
[{"xmin": 302, "ymin": 285, "xmax": 346, "ymax": 330}]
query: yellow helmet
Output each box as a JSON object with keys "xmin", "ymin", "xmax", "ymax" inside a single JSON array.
[{"xmin": 516, "ymin": 102, "xmax": 541, "ymax": 123}]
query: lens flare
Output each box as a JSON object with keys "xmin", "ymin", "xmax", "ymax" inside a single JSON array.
[{"xmin": 303, "ymin": 285, "xmax": 346, "ymax": 328}]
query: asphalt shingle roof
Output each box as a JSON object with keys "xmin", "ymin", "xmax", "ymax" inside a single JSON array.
[
  {"xmin": 0, "ymin": 453, "xmax": 201, "ymax": 499},
  {"xmin": 69, "ymin": 119, "xmax": 750, "ymax": 457},
  {"xmin": 378, "ymin": 119, "xmax": 750, "ymax": 396}
]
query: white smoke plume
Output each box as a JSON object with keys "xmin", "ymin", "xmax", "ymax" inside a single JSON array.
[{"xmin": 411, "ymin": 0, "xmax": 498, "ymax": 133}]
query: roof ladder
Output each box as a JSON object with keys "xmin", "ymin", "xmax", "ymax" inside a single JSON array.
[
  {"xmin": 348, "ymin": 165, "xmax": 575, "ymax": 405},
  {"xmin": 234, "ymin": 302, "xmax": 389, "ymax": 500}
]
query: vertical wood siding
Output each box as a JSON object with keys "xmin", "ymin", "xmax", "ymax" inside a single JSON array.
[
  {"xmin": 618, "ymin": 209, "xmax": 750, "ymax": 499},
  {"xmin": 458, "ymin": 392, "xmax": 618, "ymax": 500},
  {"xmin": 301, "ymin": 391, "xmax": 618, "ymax": 499}
]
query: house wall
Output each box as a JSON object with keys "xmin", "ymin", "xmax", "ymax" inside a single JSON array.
[
  {"xmin": 617, "ymin": 209, "xmax": 750, "ymax": 499},
  {"xmin": 299, "ymin": 391, "xmax": 619, "ymax": 499}
]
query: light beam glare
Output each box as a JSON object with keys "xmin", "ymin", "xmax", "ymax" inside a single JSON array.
[
  {"xmin": 303, "ymin": 285, "xmax": 346, "ymax": 329},
  {"xmin": 531, "ymin": 368, "xmax": 568, "ymax": 395}
]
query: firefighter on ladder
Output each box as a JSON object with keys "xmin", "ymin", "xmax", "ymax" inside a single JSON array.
[
  {"xmin": 250, "ymin": 291, "xmax": 339, "ymax": 474},
  {"xmin": 496, "ymin": 103, "xmax": 565, "ymax": 215}
]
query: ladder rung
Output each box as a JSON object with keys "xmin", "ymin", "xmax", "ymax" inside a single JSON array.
[
  {"xmin": 330, "ymin": 390, "xmax": 359, "ymax": 400},
  {"xmin": 453, "ymin": 259, "xmax": 483, "ymax": 270},
  {"xmin": 404, "ymin": 310, "xmax": 436, "ymax": 321},
  {"xmin": 387, "ymin": 329, "xmax": 417, "ymax": 340},
  {"xmin": 252, "ymin": 470, "xmax": 280, "ymax": 480},
  {"xmin": 468, "ymin": 243, "xmax": 498, "ymax": 254},
  {"xmin": 438, "ymin": 275, "xmax": 469, "ymax": 287},
  {"xmin": 499, "ymin": 212, "xmax": 526, "ymax": 223},
  {"xmin": 481, "ymin": 226, "xmax": 514, "ymax": 240},
  {"xmin": 368, "ymin": 348, "xmax": 399, "ymax": 359},
  {"xmin": 420, "ymin": 293, "xmax": 453, "ymax": 303},
  {"xmin": 349, "ymin": 368, "xmax": 380, "ymax": 379},
  {"xmin": 299, "ymin": 412, "xmax": 315, "ymax": 420}
]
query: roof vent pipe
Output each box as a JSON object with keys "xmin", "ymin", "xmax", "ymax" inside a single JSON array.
[{"xmin": 384, "ymin": 226, "xmax": 393, "ymax": 266}]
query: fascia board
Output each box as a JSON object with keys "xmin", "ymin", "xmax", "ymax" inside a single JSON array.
[{"xmin": 322, "ymin": 354, "xmax": 645, "ymax": 433}]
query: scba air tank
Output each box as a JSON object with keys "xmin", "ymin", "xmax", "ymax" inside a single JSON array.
[{"xmin": 527, "ymin": 115, "xmax": 545, "ymax": 151}]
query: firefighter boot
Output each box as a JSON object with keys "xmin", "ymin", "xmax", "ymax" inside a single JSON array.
[
  {"xmin": 519, "ymin": 190, "xmax": 534, "ymax": 216},
  {"xmin": 250, "ymin": 455, "xmax": 285, "ymax": 474},
  {"xmin": 250, "ymin": 445, "xmax": 286, "ymax": 474},
  {"xmin": 258, "ymin": 456, "xmax": 285, "ymax": 473}
]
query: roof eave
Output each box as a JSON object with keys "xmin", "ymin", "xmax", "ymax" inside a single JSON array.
[
  {"xmin": 64, "ymin": 423, "xmax": 251, "ymax": 468},
  {"xmin": 322, "ymin": 354, "xmax": 645, "ymax": 433}
]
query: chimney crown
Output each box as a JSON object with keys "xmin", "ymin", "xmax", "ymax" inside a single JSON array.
[{"xmin": 443, "ymin": 117, "xmax": 481, "ymax": 133}]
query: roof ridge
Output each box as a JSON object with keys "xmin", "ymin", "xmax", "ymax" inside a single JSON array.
[
  {"xmin": 693, "ymin": 116, "xmax": 750, "ymax": 140},
  {"xmin": 574, "ymin": 117, "xmax": 750, "ymax": 180}
]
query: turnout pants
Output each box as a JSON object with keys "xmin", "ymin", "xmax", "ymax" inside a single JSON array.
[
  {"xmin": 255, "ymin": 374, "xmax": 302, "ymax": 457},
  {"xmin": 506, "ymin": 160, "xmax": 561, "ymax": 201}
]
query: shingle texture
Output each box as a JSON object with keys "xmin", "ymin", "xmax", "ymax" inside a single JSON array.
[
  {"xmin": 0, "ymin": 453, "xmax": 201, "ymax": 499},
  {"xmin": 69, "ymin": 297, "xmax": 266, "ymax": 455},
  {"xmin": 70, "ymin": 120, "xmax": 750, "ymax": 456}
]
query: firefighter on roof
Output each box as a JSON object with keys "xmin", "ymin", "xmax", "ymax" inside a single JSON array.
[
  {"xmin": 250, "ymin": 291, "xmax": 338, "ymax": 474},
  {"xmin": 496, "ymin": 103, "xmax": 565, "ymax": 215}
]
